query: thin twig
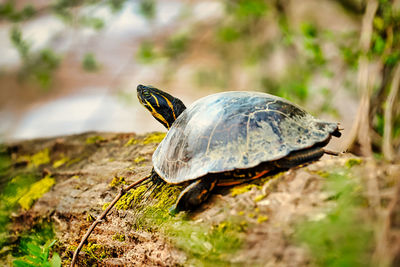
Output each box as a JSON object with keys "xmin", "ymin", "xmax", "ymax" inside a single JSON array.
[
  {"xmin": 70, "ymin": 174, "xmax": 151, "ymax": 267},
  {"xmin": 383, "ymin": 63, "xmax": 400, "ymax": 161}
]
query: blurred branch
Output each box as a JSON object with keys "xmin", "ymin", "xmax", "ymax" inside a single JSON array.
[
  {"xmin": 345, "ymin": 0, "xmax": 378, "ymax": 156},
  {"xmin": 383, "ymin": 63, "xmax": 400, "ymax": 161}
]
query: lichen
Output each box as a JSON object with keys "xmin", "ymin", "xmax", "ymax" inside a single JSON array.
[
  {"xmin": 52, "ymin": 155, "xmax": 69, "ymax": 168},
  {"xmin": 124, "ymin": 137, "xmax": 138, "ymax": 146},
  {"xmin": 142, "ymin": 132, "xmax": 166, "ymax": 144},
  {"xmin": 112, "ymin": 233, "xmax": 125, "ymax": 242},
  {"xmin": 109, "ymin": 176, "xmax": 127, "ymax": 188},
  {"xmin": 86, "ymin": 213, "xmax": 95, "ymax": 222},
  {"xmin": 133, "ymin": 156, "xmax": 146, "ymax": 164},
  {"xmin": 82, "ymin": 242, "xmax": 113, "ymax": 264},
  {"xmin": 18, "ymin": 175, "xmax": 56, "ymax": 210},
  {"xmin": 102, "ymin": 202, "xmax": 111, "ymax": 210},
  {"xmin": 19, "ymin": 148, "xmax": 51, "ymax": 168}
]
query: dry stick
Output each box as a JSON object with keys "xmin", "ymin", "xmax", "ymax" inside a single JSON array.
[
  {"xmin": 70, "ymin": 174, "xmax": 151, "ymax": 267},
  {"xmin": 383, "ymin": 63, "xmax": 400, "ymax": 161}
]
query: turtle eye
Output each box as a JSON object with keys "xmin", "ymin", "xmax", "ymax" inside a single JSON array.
[{"xmin": 142, "ymin": 90, "xmax": 151, "ymax": 99}]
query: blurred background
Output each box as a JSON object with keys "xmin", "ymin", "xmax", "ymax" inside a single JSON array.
[{"xmin": 1, "ymin": 0, "xmax": 399, "ymax": 158}]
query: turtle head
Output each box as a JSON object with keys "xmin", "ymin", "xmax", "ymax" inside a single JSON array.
[{"xmin": 137, "ymin": 84, "xmax": 186, "ymax": 129}]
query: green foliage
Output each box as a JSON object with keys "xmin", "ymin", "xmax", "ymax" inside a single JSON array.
[
  {"xmin": 82, "ymin": 53, "xmax": 100, "ymax": 72},
  {"xmin": 295, "ymin": 170, "xmax": 373, "ymax": 267},
  {"xmin": 10, "ymin": 26, "xmax": 30, "ymax": 60},
  {"xmin": 164, "ymin": 33, "xmax": 189, "ymax": 59},
  {"xmin": 13, "ymin": 223, "xmax": 60, "ymax": 267},
  {"xmin": 228, "ymin": 0, "xmax": 269, "ymax": 19},
  {"xmin": 261, "ymin": 65, "xmax": 310, "ymax": 102},
  {"xmin": 0, "ymin": 1, "xmax": 35, "ymax": 22},
  {"xmin": 217, "ymin": 26, "xmax": 240, "ymax": 43},
  {"xmin": 10, "ymin": 27, "xmax": 61, "ymax": 89},
  {"xmin": 301, "ymin": 23, "xmax": 325, "ymax": 65},
  {"xmin": 107, "ymin": 0, "xmax": 126, "ymax": 13},
  {"xmin": 136, "ymin": 41, "xmax": 158, "ymax": 64},
  {"xmin": 138, "ymin": 0, "xmax": 156, "ymax": 20},
  {"xmin": 79, "ymin": 16, "xmax": 105, "ymax": 30}
]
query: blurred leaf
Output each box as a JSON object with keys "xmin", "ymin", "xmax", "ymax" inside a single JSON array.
[
  {"xmin": 217, "ymin": 26, "xmax": 240, "ymax": 42},
  {"xmin": 301, "ymin": 23, "xmax": 317, "ymax": 38},
  {"xmin": 136, "ymin": 41, "xmax": 158, "ymax": 64},
  {"xmin": 138, "ymin": 0, "xmax": 156, "ymax": 20},
  {"xmin": 0, "ymin": 2, "xmax": 35, "ymax": 22},
  {"xmin": 231, "ymin": 0, "xmax": 268, "ymax": 19},
  {"xmin": 107, "ymin": 0, "xmax": 126, "ymax": 13},
  {"xmin": 82, "ymin": 53, "xmax": 100, "ymax": 72},
  {"xmin": 10, "ymin": 26, "xmax": 30, "ymax": 60},
  {"xmin": 372, "ymin": 34, "xmax": 385, "ymax": 55},
  {"xmin": 164, "ymin": 33, "xmax": 189, "ymax": 59},
  {"xmin": 80, "ymin": 16, "xmax": 105, "ymax": 30}
]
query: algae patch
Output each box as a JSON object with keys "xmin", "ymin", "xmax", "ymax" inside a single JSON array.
[{"xmin": 18, "ymin": 175, "xmax": 56, "ymax": 210}]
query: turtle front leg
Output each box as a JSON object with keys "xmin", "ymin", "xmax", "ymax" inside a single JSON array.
[{"xmin": 170, "ymin": 178, "xmax": 218, "ymax": 214}]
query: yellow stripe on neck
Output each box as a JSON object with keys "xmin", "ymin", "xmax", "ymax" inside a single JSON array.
[
  {"xmin": 161, "ymin": 95, "xmax": 176, "ymax": 120},
  {"xmin": 145, "ymin": 99, "xmax": 170, "ymax": 129}
]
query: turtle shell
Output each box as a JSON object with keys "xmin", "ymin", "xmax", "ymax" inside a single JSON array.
[{"xmin": 153, "ymin": 91, "xmax": 338, "ymax": 184}]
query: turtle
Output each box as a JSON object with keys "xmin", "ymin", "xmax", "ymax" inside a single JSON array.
[{"xmin": 136, "ymin": 84, "xmax": 341, "ymax": 212}]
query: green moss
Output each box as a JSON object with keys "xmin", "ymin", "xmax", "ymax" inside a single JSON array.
[
  {"xmin": 112, "ymin": 233, "xmax": 125, "ymax": 242},
  {"xmin": 0, "ymin": 173, "xmax": 39, "ymax": 247},
  {"xmin": 18, "ymin": 175, "xmax": 56, "ymax": 210},
  {"xmin": 109, "ymin": 176, "xmax": 127, "ymax": 188},
  {"xmin": 116, "ymin": 181, "xmax": 244, "ymax": 264},
  {"xmin": 230, "ymin": 184, "xmax": 259, "ymax": 197},
  {"xmin": 345, "ymin": 158, "xmax": 363, "ymax": 168},
  {"xmin": 115, "ymin": 183, "xmax": 151, "ymax": 210},
  {"xmin": 30, "ymin": 148, "xmax": 50, "ymax": 167},
  {"xmin": 85, "ymin": 135, "xmax": 105, "ymax": 144},
  {"xmin": 81, "ymin": 242, "xmax": 112, "ymax": 264},
  {"xmin": 102, "ymin": 202, "xmax": 110, "ymax": 210},
  {"xmin": 142, "ymin": 132, "xmax": 166, "ymax": 144}
]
